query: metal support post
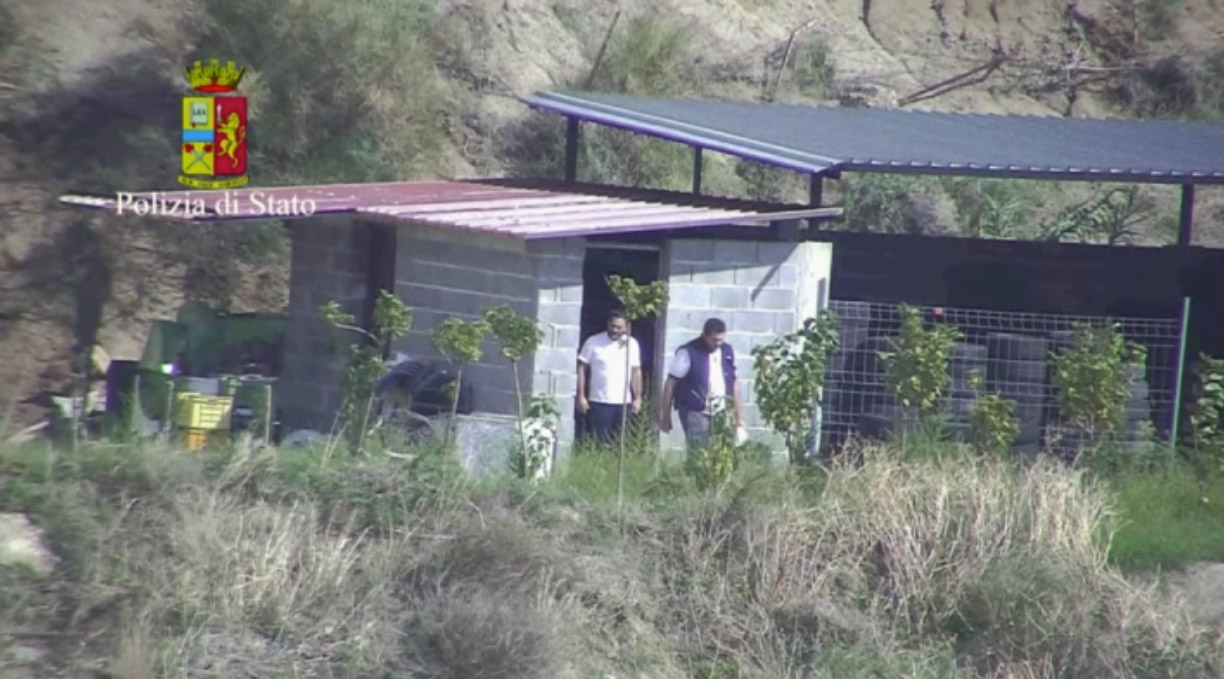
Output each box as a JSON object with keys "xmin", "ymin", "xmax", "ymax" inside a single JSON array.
[
  {"xmin": 1177, "ymin": 184, "xmax": 1195, "ymax": 247},
  {"xmin": 1170, "ymin": 296, "xmax": 1192, "ymax": 445},
  {"xmin": 692, "ymin": 147, "xmax": 703, "ymax": 194},
  {"xmin": 564, "ymin": 117, "xmax": 580, "ymax": 183}
]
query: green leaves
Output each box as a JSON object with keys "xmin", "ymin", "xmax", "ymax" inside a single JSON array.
[
  {"xmin": 318, "ymin": 290, "xmax": 414, "ymax": 454},
  {"xmin": 685, "ymin": 396, "xmax": 740, "ymax": 490},
  {"xmin": 371, "ymin": 290, "xmax": 414, "ymax": 347},
  {"xmin": 483, "ymin": 305, "xmax": 544, "ymax": 361},
  {"xmin": 431, "ymin": 317, "xmax": 489, "ymax": 365},
  {"xmin": 752, "ymin": 309, "xmax": 841, "ymax": 464},
  {"xmin": 879, "ymin": 305, "xmax": 961, "ymax": 414},
  {"xmin": 1049, "ymin": 323, "xmax": 1144, "ymax": 442},
  {"xmin": 318, "ymin": 299, "xmax": 354, "ymax": 327},
  {"xmin": 606, "ymin": 275, "xmax": 669, "ymax": 320},
  {"xmin": 969, "ymin": 393, "xmax": 1020, "ymax": 456},
  {"xmin": 483, "ymin": 305, "xmax": 548, "ymax": 481},
  {"xmin": 1187, "ymin": 353, "xmax": 1224, "ymax": 487}
]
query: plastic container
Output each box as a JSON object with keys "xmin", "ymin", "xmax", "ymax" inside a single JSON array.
[
  {"xmin": 174, "ymin": 393, "xmax": 233, "ymax": 430},
  {"xmin": 176, "ymin": 376, "xmax": 222, "ymax": 395},
  {"xmin": 182, "ymin": 427, "xmax": 228, "ymax": 451}
]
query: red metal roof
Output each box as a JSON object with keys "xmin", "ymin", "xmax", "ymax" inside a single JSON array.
[{"xmin": 58, "ymin": 180, "xmax": 841, "ymax": 239}]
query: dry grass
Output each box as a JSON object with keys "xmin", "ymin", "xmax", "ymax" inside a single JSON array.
[{"xmin": 1, "ymin": 435, "xmax": 1223, "ymax": 678}]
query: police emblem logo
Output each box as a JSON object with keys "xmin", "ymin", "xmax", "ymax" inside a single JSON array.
[{"xmin": 180, "ymin": 59, "xmax": 249, "ymax": 189}]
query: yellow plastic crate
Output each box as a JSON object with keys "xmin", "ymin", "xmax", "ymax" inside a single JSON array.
[
  {"xmin": 174, "ymin": 393, "xmax": 233, "ymax": 430},
  {"xmin": 182, "ymin": 427, "xmax": 229, "ymax": 451}
]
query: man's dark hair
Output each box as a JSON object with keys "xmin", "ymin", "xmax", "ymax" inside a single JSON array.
[
  {"xmin": 702, "ymin": 317, "xmax": 727, "ymax": 336},
  {"xmin": 608, "ymin": 309, "xmax": 627, "ymax": 322}
]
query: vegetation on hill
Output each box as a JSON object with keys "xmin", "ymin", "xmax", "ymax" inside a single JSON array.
[
  {"xmin": 4, "ymin": 429, "xmax": 1224, "ymax": 678},
  {"xmin": 3, "ymin": 14, "xmax": 1224, "ymax": 674},
  {"xmin": 3, "ymin": 1, "xmax": 1224, "ymax": 419},
  {"xmin": 7, "ymin": 290, "xmax": 1224, "ymax": 677}
]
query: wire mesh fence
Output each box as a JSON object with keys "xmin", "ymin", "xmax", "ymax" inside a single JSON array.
[{"xmin": 819, "ymin": 300, "xmax": 1184, "ymax": 456}]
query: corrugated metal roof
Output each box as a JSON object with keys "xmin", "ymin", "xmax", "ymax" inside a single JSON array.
[
  {"xmin": 57, "ymin": 180, "xmax": 841, "ymax": 239},
  {"xmin": 527, "ymin": 90, "xmax": 1224, "ymax": 184}
]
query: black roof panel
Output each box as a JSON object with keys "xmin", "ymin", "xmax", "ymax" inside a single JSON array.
[{"xmin": 527, "ymin": 90, "xmax": 1224, "ymax": 184}]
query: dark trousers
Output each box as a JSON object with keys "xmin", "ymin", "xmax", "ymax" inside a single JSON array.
[
  {"xmin": 586, "ymin": 402, "xmax": 629, "ymax": 445},
  {"xmin": 678, "ymin": 409, "xmax": 712, "ymax": 450}
]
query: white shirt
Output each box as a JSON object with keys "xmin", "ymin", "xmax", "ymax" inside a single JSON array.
[
  {"xmin": 578, "ymin": 333, "xmax": 641, "ymax": 405},
  {"xmin": 667, "ymin": 346, "xmax": 728, "ymax": 412}
]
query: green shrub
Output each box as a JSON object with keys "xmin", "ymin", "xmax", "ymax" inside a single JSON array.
[
  {"xmin": 1184, "ymin": 353, "xmax": 1224, "ymax": 493},
  {"xmin": 319, "ymin": 291, "xmax": 414, "ymax": 454},
  {"xmin": 1048, "ymin": 323, "xmax": 1146, "ymax": 460},
  {"xmin": 503, "ymin": 8, "xmax": 719, "ymax": 191},
  {"xmin": 0, "ymin": 5, "xmax": 16, "ymax": 60},
  {"xmin": 940, "ymin": 177, "xmax": 1046, "ymax": 239},
  {"xmin": 735, "ymin": 160, "xmax": 809, "ymax": 203},
  {"xmin": 879, "ymin": 305, "xmax": 962, "ymax": 417},
  {"xmin": 1107, "ymin": 459, "xmax": 1224, "ymax": 570},
  {"xmin": 1139, "ymin": 0, "xmax": 1183, "ymax": 42},
  {"xmin": 194, "ymin": 0, "xmax": 451, "ymax": 182},
  {"xmin": 790, "ymin": 37, "xmax": 837, "ymax": 99},
  {"xmin": 753, "ymin": 310, "xmax": 841, "ymax": 463},
  {"xmin": 586, "ymin": 10, "xmax": 699, "ymax": 97},
  {"xmin": 841, "ymin": 174, "xmax": 920, "ymax": 232},
  {"xmin": 968, "ymin": 393, "xmax": 1020, "ymax": 456}
]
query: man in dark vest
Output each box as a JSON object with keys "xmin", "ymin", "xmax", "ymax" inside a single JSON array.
[{"xmin": 657, "ymin": 317, "xmax": 743, "ymax": 449}]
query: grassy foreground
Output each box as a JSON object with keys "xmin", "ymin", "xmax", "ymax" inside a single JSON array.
[{"xmin": 2, "ymin": 436, "xmax": 1224, "ymax": 679}]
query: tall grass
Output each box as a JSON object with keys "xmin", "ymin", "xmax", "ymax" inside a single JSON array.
[
  {"xmin": 2, "ymin": 432, "xmax": 1222, "ymax": 678},
  {"xmin": 1107, "ymin": 461, "xmax": 1224, "ymax": 570}
]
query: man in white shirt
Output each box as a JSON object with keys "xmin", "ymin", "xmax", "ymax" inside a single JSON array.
[
  {"xmin": 576, "ymin": 309, "xmax": 643, "ymax": 445},
  {"xmin": 658, "ymin": 317, "xmax": 742, "ymax": 450}
]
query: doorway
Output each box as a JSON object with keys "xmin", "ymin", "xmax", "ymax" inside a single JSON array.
[{"xmin": 576, "ymin": 244, "xmax": 663, "ymax": 440}]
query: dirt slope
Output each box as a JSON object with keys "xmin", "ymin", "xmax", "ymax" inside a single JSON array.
[{"xmin": 1, "ymin": 0, "xmax": 1222, "ymax": 427}]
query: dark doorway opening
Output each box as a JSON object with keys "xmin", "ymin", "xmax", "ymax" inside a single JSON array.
[{"xmin": 576, "ymin": 245, "xmax": 663, "ymax": 440}]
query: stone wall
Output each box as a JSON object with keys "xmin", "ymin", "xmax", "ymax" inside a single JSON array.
[
  {"xmin": 526, "ymin": 237, "xmax": 585, "ymax": 451},
  {"xmin": 656, "ymin": 238, "xmax": 833, "ymax": 452},
  {"xmin": 277, "ymin": 218, "xmax": 588, "ymax": 453},
  {"xmin": 277, "ymin": 217, "xmax": 376, "ymax": 432},
  {"xmin": 392, "ymin": 223, "xmax": 538, "ymax": 415}
]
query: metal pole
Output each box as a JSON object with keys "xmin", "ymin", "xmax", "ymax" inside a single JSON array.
[
  {"xmin": 1169, "ymin": 296, "xmax": 1191, "ymax": 445},
  {"xmin": 691, "ymin": 147, "xmax": 703, "ymax": 194},
  {"xmin": 808, "ymin": 175, "xmax": 824, "ymax": 232},
  {"xmin": 809, "ymin": 174, "xmax": 823, "ymax": 206},
  {"xmin": 264, "ymin": 383, "xmax": 273, "ymax": 446},
  {"xmin": 1177, "ymin": 184, "xmax": 1196, "ymax": 247},
  {"xmin": 564, "ymin": 117, "xmax": 579, "ymax": 183}
]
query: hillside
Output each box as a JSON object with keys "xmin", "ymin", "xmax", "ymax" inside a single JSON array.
[
  {"xmin": 4, "ymin": 437, "xmax": 1224, "ymax": 678},
  {"xmin": 2, "ymin": 0, "xmax": 1224, "ymax": 426}
]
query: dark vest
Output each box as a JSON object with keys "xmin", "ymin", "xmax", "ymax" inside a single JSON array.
[{"xmin": 673, "ymin": 338, "xmax": 736, "ymax": 413}]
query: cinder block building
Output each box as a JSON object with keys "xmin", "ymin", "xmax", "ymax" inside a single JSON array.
[
  {"xmin": 63, "ymin": 179, "xmax": 839, "ymax": 455},
  {"xmin": 60, "ymin": 86, "xmax": 1224, "ymax": 463}
]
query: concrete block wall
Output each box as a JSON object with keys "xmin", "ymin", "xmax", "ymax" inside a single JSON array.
[
  {"xmin": 657, "ymin": 238, "xmax": 832, "ymax": 452},
  {"xmin": 278, "ymin": 218, "xmax": 375, "ymax": 432},
  {"xmin": 392, "ymin": 223, "xmax": 539, "ymax": 416},
  {"xmin": 526, "ymin": 237, "xmax": 586, "ymax": 451},
  {"xmin": 277, "ymin": 216, "xmax": 587, "ymax": 455}
]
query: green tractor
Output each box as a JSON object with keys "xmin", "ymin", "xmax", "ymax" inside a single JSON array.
[{"xmin": 108, "ymin": 301, "xmax": 287, "ymax": 441}]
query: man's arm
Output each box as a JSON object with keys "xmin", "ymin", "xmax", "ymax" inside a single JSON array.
[
  {"xmin": 658, "ymin": 349, "xmax": 688, "ymax": 430},
  {"xmin": 576, "ymin": 338, "xmax": 591, "ymax": 409},
  {"xmin": 658, "ymin": 376, "xmax": 677, "ymax": 429},
  {"xmin": 630, "ymin": 339, "xmax": 643, "ymax": 403}
]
